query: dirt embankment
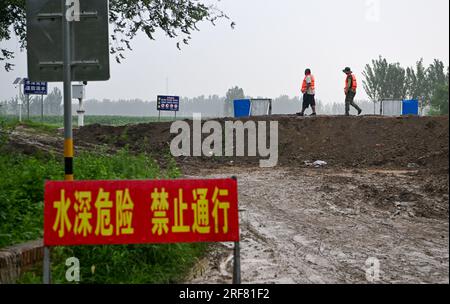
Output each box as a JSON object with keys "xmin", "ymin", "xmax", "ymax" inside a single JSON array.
[{"xmin": 75, "ymin": 115, "xmax": 449, "ymax": 171}]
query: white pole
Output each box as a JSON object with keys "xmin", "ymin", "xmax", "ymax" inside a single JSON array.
[
  {"xmin": 77, "ymin": 98, "xmax": 85, "ymax": 127},
  {"xmin": 18, "ymin": 84, "xmax": 23, "ymax": 122}
]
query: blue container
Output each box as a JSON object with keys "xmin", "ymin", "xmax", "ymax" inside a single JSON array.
[
  {"xmin": 234, "ymin": 99, "xmax": 251, "ymax": 118},
  {"xmin": 402, "ymin": 100, "xmax": 419, "ymax": 116}
]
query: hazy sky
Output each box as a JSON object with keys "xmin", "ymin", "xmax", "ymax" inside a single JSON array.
[{"xmin": 1, "ymin": 0, "xmax": 449, "ymax": 105}]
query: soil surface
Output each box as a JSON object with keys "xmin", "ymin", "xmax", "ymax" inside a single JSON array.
[
  {"xmin": 185, "ymin": 167, "xmax": 448, "ymax": 284},
  {"xmin": 74, "ymin": 115, "xmax": 449, "ymax": 171}
]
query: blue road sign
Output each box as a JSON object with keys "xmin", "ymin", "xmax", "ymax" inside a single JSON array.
[
  {"xmin": 24, "ymin": 79, "xmax": 48, "ymax": 95},
  {"xmin": 157, "ymin": 95, "xmax": 180, "ymax": 112}
]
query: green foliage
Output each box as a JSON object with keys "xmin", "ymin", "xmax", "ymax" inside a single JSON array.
[
  {"xmin": 362, "ymin": 56, "xmax": 407, "ymax": 103},
  {"xmin": 0, "ymin": 140, "xmax": 202, "ymax": 283},
  {"xmin": 405, "ymin": 59, "xmax": 428, "ymax": 102},
  {"xmin": 75, "ymin": 149, "xmax": 161, "ymax": 180},
  {"xmin": 20, "ymin": 242, "xmax": 207, "ymax": 284},
  {"xmin": 0, "ymin": 154, "xmax": 61, "ymax": 247},
  {"xmin": 0, "ymin": 115, "xmax": 180, "ymax": 127},
  {"xmin": 22, "ymin": 120, "xmax": 60, "ymax": 133},
  {"xmin": 363, "ymin": 56, "xmax": 449, "ymax": 115},
  {"xmin": 0, "ymin": 119, "xmax": 12, "ymax": 147},
  {"xmin": 43, "ymin": 87, "xmax": 63, "ymax": 116},
  {"xmin": 430, "ymin": 84, "xmax": 449, "ymax": 115},
  {"xmin": 0, "ymin": 149, "xmax": 167, "ymax": 248},
  {"xmin": 0, "ymin": 0, "xmax": 26, "ymax": 71},
  {"xmin": 224, "ymin": 86, "xmax": 245, "ymax": 117}
]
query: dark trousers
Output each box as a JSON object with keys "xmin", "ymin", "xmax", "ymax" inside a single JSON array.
[{"xmin": 345, "ymin": 91, "xmax": 361, "ymax": 115}]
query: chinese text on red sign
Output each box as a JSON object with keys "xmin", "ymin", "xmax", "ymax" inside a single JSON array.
[{"xmin": 44, "ymin": 179, "xmax": 239, "ymax": 246}]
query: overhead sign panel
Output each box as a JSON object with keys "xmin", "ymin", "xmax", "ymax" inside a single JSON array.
[
  {"xmin": 26, "ymin": 0, "xmax": 110, "ymax": 82},
  {"xmin": 44, "ymin": 178, "xmax": 239, "ymax": 246}
]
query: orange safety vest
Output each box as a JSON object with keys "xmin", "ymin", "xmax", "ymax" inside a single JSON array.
[
  {"xmin": 345, "ymin": 74, "xmax": 357, "ymax": 92},
  {"xmin": 301, "ymin": 75, "xmax": 315, "ymax": 94}
]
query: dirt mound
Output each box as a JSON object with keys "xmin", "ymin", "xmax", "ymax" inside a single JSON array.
[{"xmin": 75, "ymin": 115, "xmax": 449, "ymax": 171}]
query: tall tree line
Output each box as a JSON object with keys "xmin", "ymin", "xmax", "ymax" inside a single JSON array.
[
  {"xmin": 1, "ymin": 87, "xmax": 62, "ymax": 116},
  {"xmin": 363, "ymin": 56, "xmax": 449, "ymax": 115}
]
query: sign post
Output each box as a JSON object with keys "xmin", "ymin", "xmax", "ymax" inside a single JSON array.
[
  {"xmin": 26, "ymin": 0, "xmax": 111, "ymax": 284},
  {"xmin": 44, "ymin": 178, "xmax": 241, "ymax": 283},
  {"xmin": 62, "ymin": 0, "xmax": 73, "ymax": 182},
  {"xmin": 231, "ymin": 176, "xmax": 241, "ymax": 284}
]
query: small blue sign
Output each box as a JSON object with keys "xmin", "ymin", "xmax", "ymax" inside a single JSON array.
[
  {"xmin": 157, "ymin": 95, "xmax": 180, "ymax": 112},
  {"xmin": 23, "ymin": 79, "xmax": 48, "ymax": 95}
]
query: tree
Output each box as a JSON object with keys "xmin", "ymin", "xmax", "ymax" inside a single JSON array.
[
  {"xmin": 363, "ymin": 56, "xmax": 406, "ymax": 114},
  {"xmin": 430, "ymin": 83, "xmax": 449, "ymax": 115},
  {"xmin": 0, "ymin": 0, "xmax": 231, "ymax": 70},
  {"xmin": 427, "ymin": 59, "xmax": 447, "ymax": 89},
  {"xmin": 429, "ymin": 66, "xmax": 449, "ymax": 115},
  {"xmin": 224, "ymin": 86, "xmax": 245, "ymax": 117},
  {"xmin": 405, "ymin": 58, "xmax": 429, "ymax": 103},
  {"xmin": 44, "ymin": 87, "xmax": 63, "ymax": 115},
  {"xmin": 385, "ymin": 62, "xmax": 406, "ymax": 100},
  {"xmin": 363, "ymin": 56, "xmax": 388, "ymax": 103}
]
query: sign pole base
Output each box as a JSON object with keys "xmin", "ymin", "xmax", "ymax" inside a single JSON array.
[
  {"xmin": 233, "ymin": 241, "xmax": 241, "ymax": 284},
  {"xmin": 231, "ymin": 175, "xmax": 241, "ymax": 284},
  {"xmin": 43, "ymin": 246, "xmax": 51, "ymax": 284}
]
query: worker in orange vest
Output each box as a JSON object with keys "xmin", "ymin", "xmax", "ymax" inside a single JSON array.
[
  {"xmin": 343, "ymin": 67, "xmax": 362, "ymax": 116},
  {"xmin": 297, "ymin": 68, "xmax": 317, "ymax": 116}
]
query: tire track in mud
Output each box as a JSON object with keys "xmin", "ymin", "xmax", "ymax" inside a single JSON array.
[{"xmin": 186, "ymin": 167, "xmax": 449, "ymax": 284}]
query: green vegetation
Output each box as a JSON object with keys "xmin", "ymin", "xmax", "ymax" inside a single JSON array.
[
  {"xmin": 0, "ymin": 115, "xmax": 182, "ymax": 127},
  {"xmin": 0, "ymin": 120, "xmax": 205, "ymax": 284},
  {"xmin": 363, "ymin": 57, "xmax": 449, "ymax": 115},
  {"xmin": 430, "ymin": 83, "xmax": 449, "ymax": 115},
  {"xmin": 0, "ymin": 153, "xmax": 60, "ymax": 247}
]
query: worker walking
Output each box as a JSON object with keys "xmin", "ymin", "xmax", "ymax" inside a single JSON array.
[
  {"xmin": 343, "ymin": 67, "xmax": 362, "ymax": 116},
  {"xmin": 297, "ymin": 68, "xmax": 317, "ymax": 116}
]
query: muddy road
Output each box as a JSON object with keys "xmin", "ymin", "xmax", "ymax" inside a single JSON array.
[{"xmin": 186, "ymin": 167, "xmax": 448, "ymax": 284}]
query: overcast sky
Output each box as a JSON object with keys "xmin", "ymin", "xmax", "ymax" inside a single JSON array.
[{"xmin": 1, "ymin": 0, "xmax": 449, "ymax": 105}]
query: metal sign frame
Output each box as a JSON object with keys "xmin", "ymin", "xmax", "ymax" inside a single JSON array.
[{"xmin": 26, "ymin": 0, "xmax": 110, "ymax": 82}]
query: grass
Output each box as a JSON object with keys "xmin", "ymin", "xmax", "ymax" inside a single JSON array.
[
  {"xmin": 0, "ymin": 115, "xmax": 184, "ymax": 127},
  {"xmin": 0, "ymin": 120, "xmax": 206, "ymax": 284}
]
